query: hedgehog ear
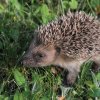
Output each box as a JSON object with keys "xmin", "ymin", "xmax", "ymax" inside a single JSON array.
[{"xmin": 55, "ymin": 46, "xmax": 61, "ymax": 54}]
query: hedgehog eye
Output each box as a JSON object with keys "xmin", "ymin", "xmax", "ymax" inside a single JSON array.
[
  {"xmin": 36, "ymin": 53, "xmax": 43, "ymax": 58},
  {"xmin": 33, "ymin": 53, "xmax": 44, "ymax": 61}
]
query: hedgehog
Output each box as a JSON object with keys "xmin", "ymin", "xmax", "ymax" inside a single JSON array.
[{"xmin": 22, "ymin": 10, "xmax": 100, "ymax": 85}]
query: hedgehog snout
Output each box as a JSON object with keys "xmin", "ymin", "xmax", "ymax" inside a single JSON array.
[{"xmin": 21, "ymin": 51, "xmax": 33, "ymax": 66}]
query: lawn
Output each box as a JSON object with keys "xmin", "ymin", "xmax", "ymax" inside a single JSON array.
[{"xmin": 0, "ymin": 0, "xmax": 100, "ymax": 100}]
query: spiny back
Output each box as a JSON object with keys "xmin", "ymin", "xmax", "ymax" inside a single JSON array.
[{"xmin": 34, "ymin": 11, "xmax": 100, "ymax": 58}]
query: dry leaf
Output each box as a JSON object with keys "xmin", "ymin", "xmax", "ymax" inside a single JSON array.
[{"xmin": 57, "ymin": 96, "xmax": 65, "ymax": 100}]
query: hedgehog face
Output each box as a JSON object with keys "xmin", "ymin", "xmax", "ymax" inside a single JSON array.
[{"xmin": 22, "ymin": 42, "xmax": 58, "ymax": 67}]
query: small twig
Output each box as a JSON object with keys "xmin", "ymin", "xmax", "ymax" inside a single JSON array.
[{"xmin": 86, "ymin": 0, "xmax": 95, "ymax": 15}]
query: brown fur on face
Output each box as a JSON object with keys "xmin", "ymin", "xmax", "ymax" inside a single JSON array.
[{"xmin": 22, "ymin": 43, "xmax": 59, "ymax": 67}]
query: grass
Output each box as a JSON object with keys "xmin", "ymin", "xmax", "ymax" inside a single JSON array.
[{"xmin": 0, "ymin": 0, "xmax": 100, "ymax": 100}]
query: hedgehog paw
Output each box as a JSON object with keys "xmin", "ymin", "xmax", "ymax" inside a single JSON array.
[{"xmin": 66, "ymin": 73, "xmax": 77, "ymax": 86}]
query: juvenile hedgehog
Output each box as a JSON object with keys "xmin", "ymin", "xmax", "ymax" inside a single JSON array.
[{"xmin": 22, "ymin": 11, "xmax": 100, "ymax": 85}]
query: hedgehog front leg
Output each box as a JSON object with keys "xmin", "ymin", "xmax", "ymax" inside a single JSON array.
[
  {"xmin": 66, "ymin": 69, "xmax": 79, "ymax": 85},
  {"xmin": 54, "ymin": 56, "xmax": 83, "ymax": 85},
  {"xmin": 65, "ymin": 62, "xmax": 81, "ymax": 86}
]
